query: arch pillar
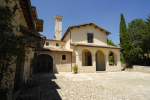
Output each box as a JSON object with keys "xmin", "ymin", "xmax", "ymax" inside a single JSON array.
[
  {"xmin": 105, "ymin": 54, "xmax": 109, "ymax": 68},
  {"xmin": 75, "ymin": 52, "xmax": 82, "ymax": 73},
  {"xmin": 92, "ymin": 50, "xmax": 97, "ymax": 71},
  {"xmin": 117, "ymin": 54, "xmax": 121, "ymax": 67}
]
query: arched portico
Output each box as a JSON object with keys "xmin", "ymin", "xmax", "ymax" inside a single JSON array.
[
  {"xmin": 96, "ymin": 50, "xmax": 105, "ymax": 71},
  {"xmin": 108, "ymin": 50, "xmax": 117, "ymax": 66},
  {"xmin": 82, "ymin": 49, "xmax": 92, "ymax": 66},
  {"xmin": 37, "ymin": 54, "xmax": 53, "ymax": 72}
]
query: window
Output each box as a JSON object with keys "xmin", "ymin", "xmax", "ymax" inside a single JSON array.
[
  {"xmin": 87, "ymin": 33, "xmax": 93, "ymax": 43},
  {"xmin": 46, "ymin": 42, "xmax": 49, "ymax": 46},
  {"xmin": 56, "ymin": 43, "xmax": 59, "ymax": 47},
  {"xmin": 62, "ymin": 55, "xmax": 66, "ymax": 60}
]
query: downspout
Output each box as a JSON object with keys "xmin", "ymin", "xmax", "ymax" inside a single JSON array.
[
  {"xmin": 71, "ymin": 52, "xmax": 72, "ymax": 72},
  {"xmin": 70, "ymin": 30, "xmax": 72, "ymax": 72}
]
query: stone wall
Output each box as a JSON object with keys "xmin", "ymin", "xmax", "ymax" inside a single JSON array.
[
  {"xmin": 0, "ymin": 0, "xmax": 32, "ymax": 94},
  {"xmin": 23, "ymin": 48, "xmax": 35, "ymax": 83},
  {"xmin": 36, "ymin": 51, "xmax": 72, "ymax": 73},
  {"xmin": 125, "ymin": 65, "xmax": 150, "ymax": 73},
  {"xmin": 79, "ymin": 66, "xmax": 96, "ymax": 73},
  {"xmin": 106, "ymin": 65, "xmax": 121, "ymax": 72}
]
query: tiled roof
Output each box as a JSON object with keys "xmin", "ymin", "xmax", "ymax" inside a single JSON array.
[
  {"xmin": 36, "ymin": 47, "xmax": 72, "ymax": 52},
  {"xmin": 71, "ymin": 43, "xmax": 122, "ymax": 49}
]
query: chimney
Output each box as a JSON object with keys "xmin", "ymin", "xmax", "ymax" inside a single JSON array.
[{"xmin": 53, "ymin": 15, "xmax": 63, "ymax": 40}]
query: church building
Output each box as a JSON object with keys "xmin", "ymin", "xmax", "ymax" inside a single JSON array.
[{"xmin": 36, "ymin": 15, "xmax": 122, "ymax": 73}]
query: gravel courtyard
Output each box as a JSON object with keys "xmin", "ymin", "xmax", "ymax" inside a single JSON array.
[{"xmin": 17, "ymin": 72, "xmax": 150, "ymax": 100}]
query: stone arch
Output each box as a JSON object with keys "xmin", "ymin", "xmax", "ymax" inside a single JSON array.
[
  {"xmin": 82, "ymin": 49, "xmax": 92, "ymax": 66},
  {"xmin": 108, "ymin": 50, "xmax": 117, "ymax": 66},
  {"xmin": 37, "ymin": 53, "xmax": 54, "ymax": 60},
  {"xmin": 37, "ymin": 54, "xmax": 53, "ymax": 72},
  {"xmin": 96, "ymin": 50, "xmax": 105, "ymax": 71}
]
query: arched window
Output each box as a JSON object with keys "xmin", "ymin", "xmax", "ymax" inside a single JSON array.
[{"xmin": 108, "ymin": 51, "xmax": 114, "ymax": 66}]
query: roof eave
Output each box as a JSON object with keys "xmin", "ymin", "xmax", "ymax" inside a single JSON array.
[
  {"xmin": 70, "ymin": 43, "xmax": 122, "ymax": 49},
  {"xmin": 26, "ymin": 0, "xmax": 36, "ymax": 32}
]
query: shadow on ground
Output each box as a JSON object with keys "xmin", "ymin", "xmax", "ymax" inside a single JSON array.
[{"xmin": 16, "ymin": 73, "xmax": 62, "ymax": 100}]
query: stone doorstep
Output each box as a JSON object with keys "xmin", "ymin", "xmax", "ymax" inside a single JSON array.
[{"xmin": 96, "ymin": 71, "xmax": 106, "ymax": 73}]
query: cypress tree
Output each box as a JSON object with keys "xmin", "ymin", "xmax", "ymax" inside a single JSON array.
[{"xmin": 119, "ymin": 13, "xmax": 134, "ymax": 67}]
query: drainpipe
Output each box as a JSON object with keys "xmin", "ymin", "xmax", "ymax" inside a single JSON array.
[
  {"xmin": 70, "ymin": 31, "xmax": 72, "ymax": 72},
  {"xmin": 71, "ymin": 52, "xmax": 72, "ymax": 72}
]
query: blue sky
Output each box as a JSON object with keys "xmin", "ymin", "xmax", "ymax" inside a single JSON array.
[{"xmin": 31, "ymin": 0, "xmax": 150, "ymax": 46}]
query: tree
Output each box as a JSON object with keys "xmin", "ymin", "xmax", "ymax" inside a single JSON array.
[
  {"xmin": 145, "ymin": 12, "xmax": 150, "ymax": 64},
  {"xmin": 107, "ymin": 37, "xmax": 118, "ymax": 47},
  {"xmin": 128, "ymin": 19, "xmax": 147, "ymax": 64},
  {"xmin": 127, "ymin": 14, "xmax": 150, "ymax": 65},
  {"xmin": 119, "ymin": 13, "xmax": 134, "ymax": 67},
  {"xmin": 107, "ymin": 37, "xmax": 125, "ymax": 63}
]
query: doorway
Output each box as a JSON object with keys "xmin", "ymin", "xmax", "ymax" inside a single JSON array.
[{"xmin": 37, "ymin": 54, "xmax": 53, "ymax": 72}]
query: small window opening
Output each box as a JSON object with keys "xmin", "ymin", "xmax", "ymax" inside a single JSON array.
[
  {"xmin": 62, "ymin": 55, "xmax": 66, "ymax": 60},
  {"xmin": 56, "ymin": 43, "xmax": 59, "ymax": 47},
  {"xmin": 46, "ymin": 42, "xmax": 49, "ymax": 46},
  {"xmin": 87, "ymin": 33, "xmax": 93, "ymax": 43}
]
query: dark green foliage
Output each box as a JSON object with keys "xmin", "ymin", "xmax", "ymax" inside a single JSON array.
[
  {"xmin": 107, "ymin": 37, "xmax": 125, "ymax": 63},
  {"xmin": 107, "ymin": 37, "xmax": 118, "ymax": 47},
  {"xmin": 128, "ymin": 17, "xmax": 150, "ymax": 65},
  {"xmin": 0, "ymin": 0, "xmax": 30, "ymax": 91},
  {"xmin": 120, "ymin": 53, "xmax": 125, "ymax": 63},
  {"xmin": 145, "ymin": 12, "xmax": 150, "ymax": 64},
  {"xmin": 109, "ymin": 56, "xmax": 113, "ymax": 64},
  {"xmin": 119, "ymin": 13, "xmax": 134, "ymax": 67}
]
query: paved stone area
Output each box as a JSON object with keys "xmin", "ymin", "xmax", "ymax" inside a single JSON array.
[{"xmin": 17, "ymin": 72, "xmax": 150, "ymax": 100}]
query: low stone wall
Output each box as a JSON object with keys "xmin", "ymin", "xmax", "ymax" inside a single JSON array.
[
  {"xmin": 125, "ymin": 65, "xmax": 150, "ymax": 73},
  {"xmin": 78, "ymin": 66, "xmax": 96, "ymax": 73},
  {"xmin": 53, "ymin": 64, "xmax": 71, "ymax": 73},
  {"xmin": 106, "ymin": 65, "xmax": 121, "ymax": 72}
]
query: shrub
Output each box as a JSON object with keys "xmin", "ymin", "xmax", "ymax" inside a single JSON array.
[{"xmin": 72, "ymin": 64, "xmax": 78, "ymax": 73}]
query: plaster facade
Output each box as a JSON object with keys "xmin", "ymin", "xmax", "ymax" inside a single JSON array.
[{"xmin": 38, "ymin": 18, "xmax": 121, "ymax": 73}]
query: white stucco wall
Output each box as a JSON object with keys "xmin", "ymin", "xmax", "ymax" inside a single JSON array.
[
  {"xmin": 70, "ymin": 25, "xmax": 107, "ymax": 45},
  {"xmin": 63, "ymin": 31, "xmax": 71, "ymax": 49}
]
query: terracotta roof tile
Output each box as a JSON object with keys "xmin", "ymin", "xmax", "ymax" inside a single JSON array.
[{"xmin": 71, "ymin": 43, "xmax": 122, "ymax": 49}]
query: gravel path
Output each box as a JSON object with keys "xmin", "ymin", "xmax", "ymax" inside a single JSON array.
[{"xmin": 17, "ymin": 72, "xmax": 150, "ymax": 100}]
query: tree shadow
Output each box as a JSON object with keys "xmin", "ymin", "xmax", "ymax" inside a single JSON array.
[{"xmin": 16, "ymin": 72, "xmax": 62, "ymax": 100}]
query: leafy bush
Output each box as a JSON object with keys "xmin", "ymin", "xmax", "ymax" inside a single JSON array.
[{"xmin": 72, "ymin": 64, "xmax": 78, "ymax": 73}]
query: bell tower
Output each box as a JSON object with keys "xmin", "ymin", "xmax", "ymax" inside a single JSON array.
[{"xmin": 53, "ymin": 15, "xmax": 63, "ymax": 40}]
